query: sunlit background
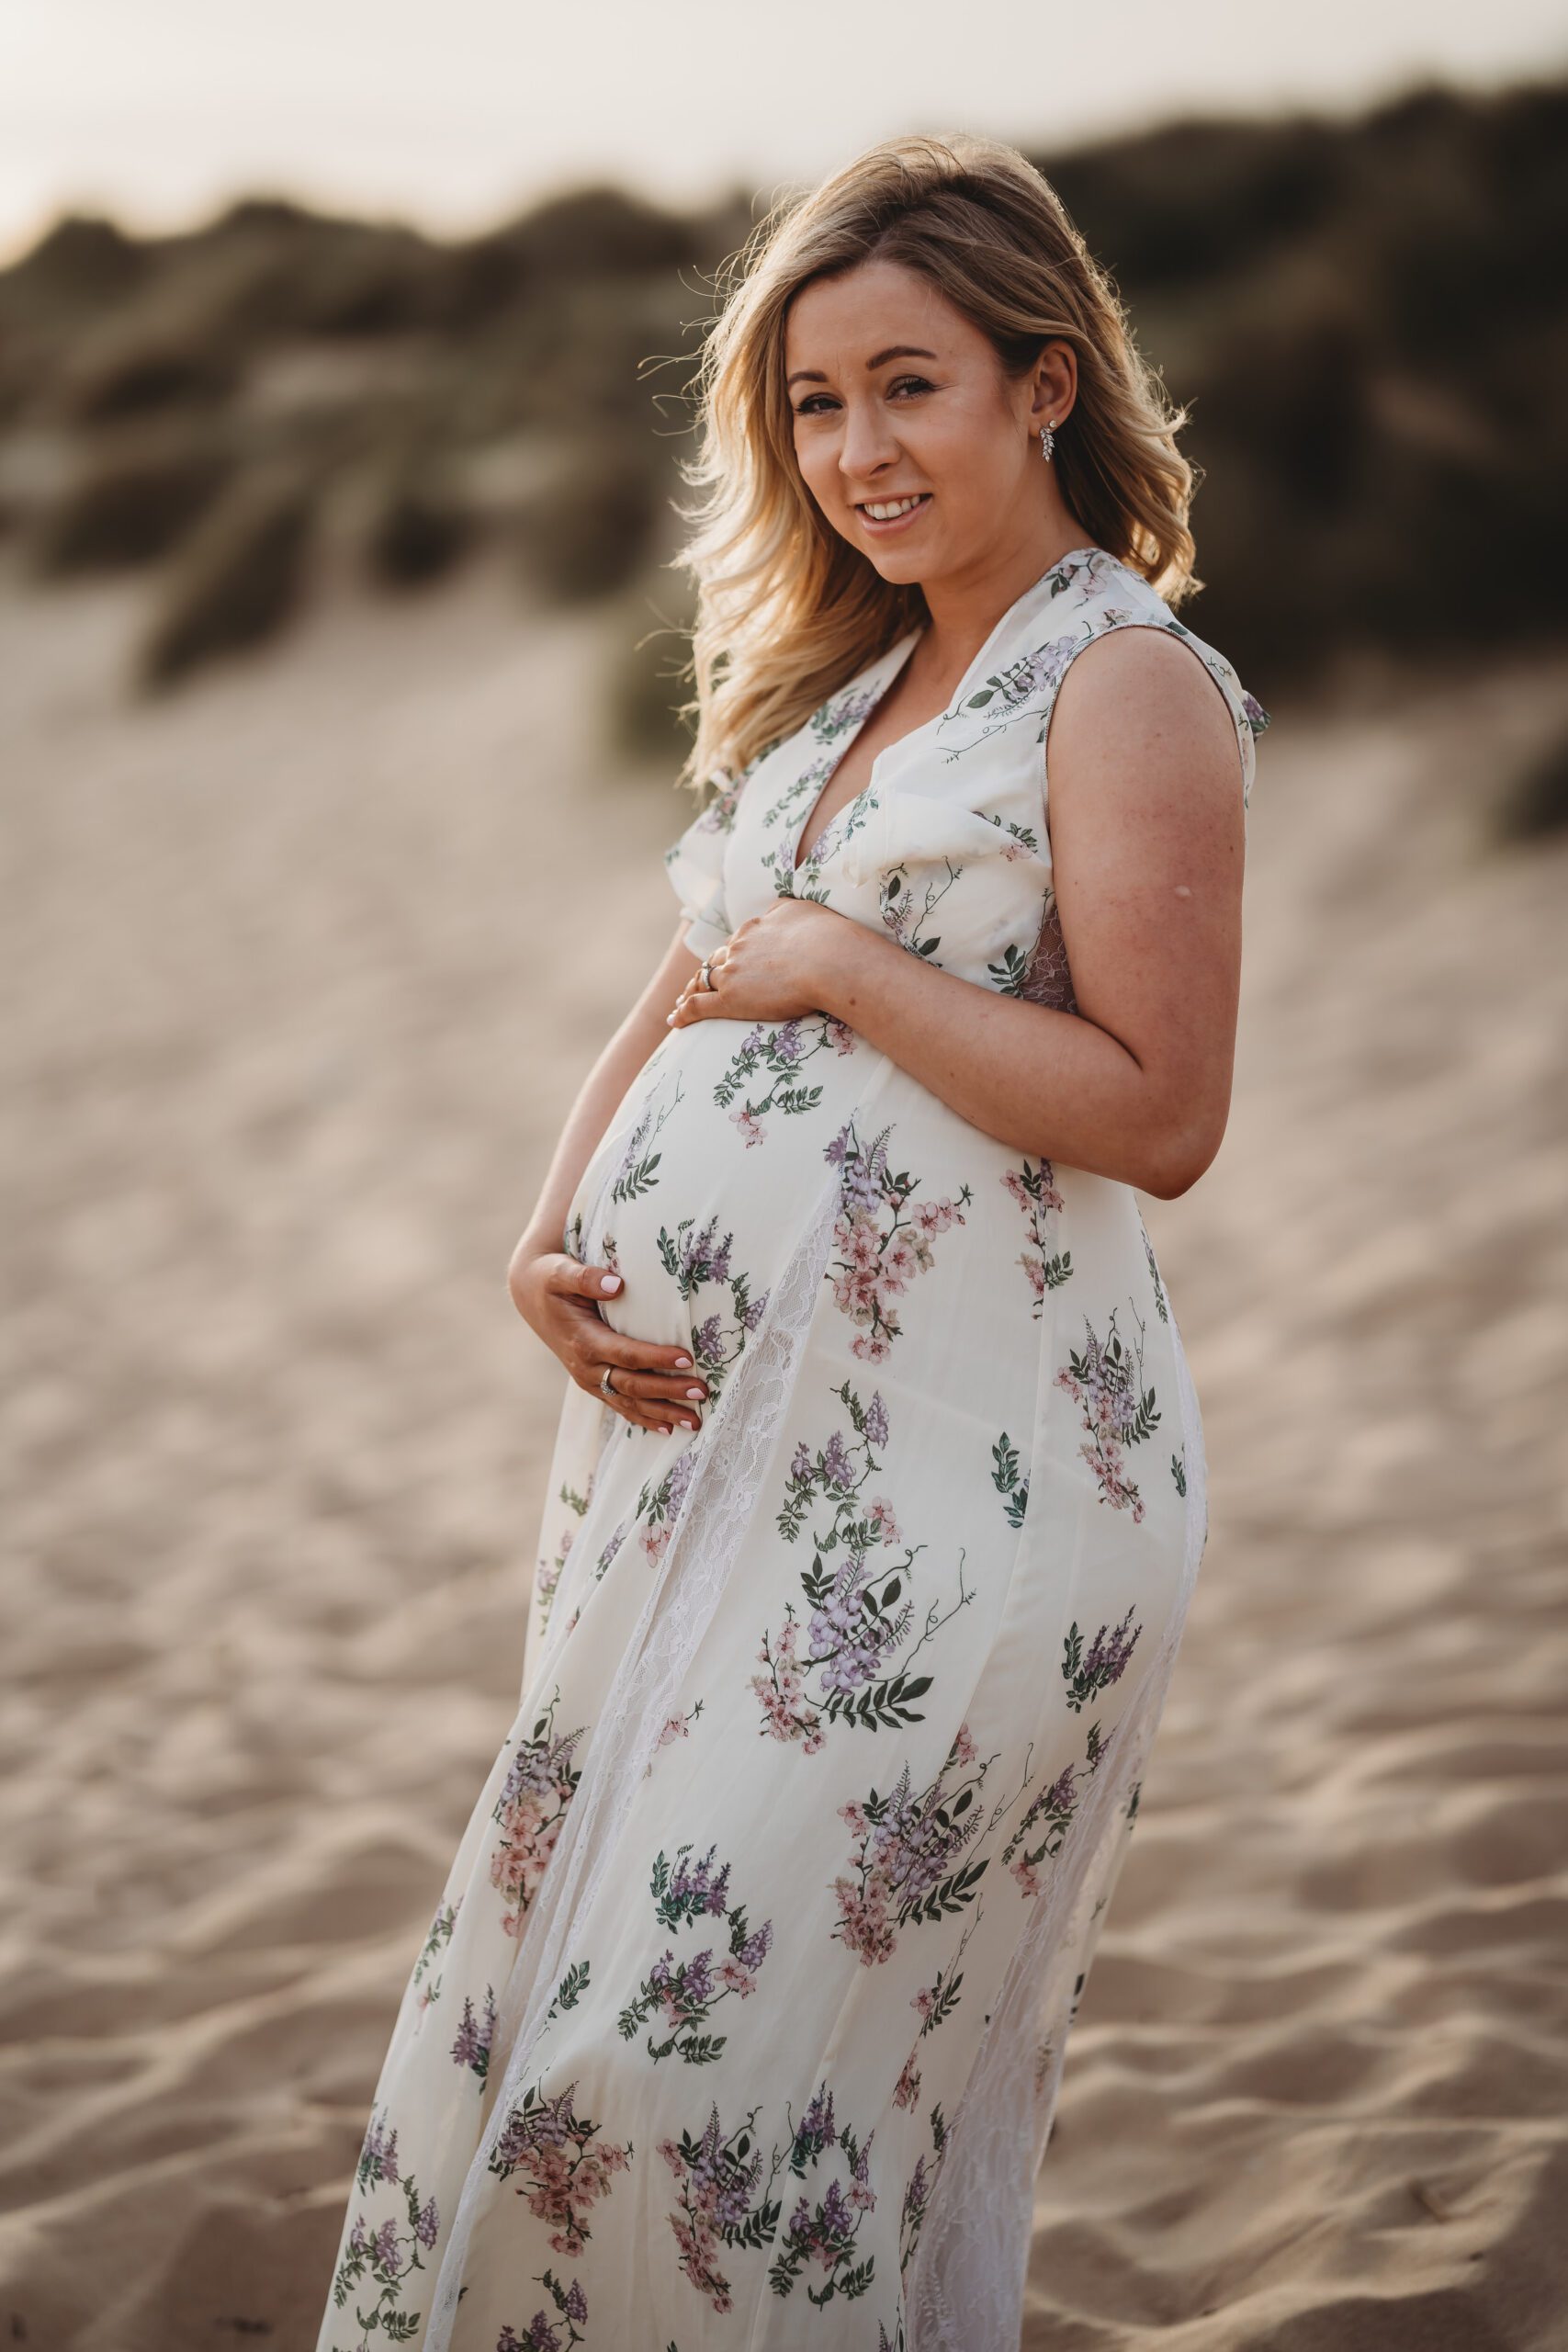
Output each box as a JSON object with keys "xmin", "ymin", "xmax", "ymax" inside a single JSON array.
[{"xmin": 3, "ymin": 4, "xmax": 1566, "ymax": 2345}]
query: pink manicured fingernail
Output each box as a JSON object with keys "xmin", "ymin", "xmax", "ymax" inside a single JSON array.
[
  {"xmin": 600, "ymin": 1274, "xmax": 621, "ymax": 1294},
  {"xmin": 673, "ymin": 1354, "xmax": 692, "ymax": 1368},
  {"xmin": 685, "ymin": 1386, "xmax": 705, "ymax": 1399}
]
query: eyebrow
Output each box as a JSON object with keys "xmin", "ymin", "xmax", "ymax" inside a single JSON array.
[{"xmin": 785, "ymin": 344, "xmax": 940, "ymax": 389}]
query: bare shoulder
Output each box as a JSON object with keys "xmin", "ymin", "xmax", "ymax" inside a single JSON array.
[{"xmin": 1046, "ymin": 621, "xmax": 1243, "ymax": 819}]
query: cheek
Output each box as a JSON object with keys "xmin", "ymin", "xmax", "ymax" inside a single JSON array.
[
  {"xmin": 924, "ymin": 406, "xmax": 1020, "ymax": 515},
  {"xmin": 795, "ymin": 435, "xmax": 842, "ymax": 513}
]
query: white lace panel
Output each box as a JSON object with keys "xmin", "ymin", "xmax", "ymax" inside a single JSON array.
[
  {"xmin": 1016, "ymin": 888, "xmax": 1077, "ymax": 1014},
  {"xmin": 420, "ymin": 1168, "xmax": 845, "ymax": 2351}
]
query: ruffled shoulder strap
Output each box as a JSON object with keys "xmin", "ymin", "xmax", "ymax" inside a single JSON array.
[{"xmin": 662, "ymin": 746, "xmax": 773, "ymax": 958}]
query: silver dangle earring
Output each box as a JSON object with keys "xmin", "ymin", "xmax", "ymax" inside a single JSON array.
[{"xmin": 1039, "ymin": 419, "xmax": 1056, "ymax": 463}]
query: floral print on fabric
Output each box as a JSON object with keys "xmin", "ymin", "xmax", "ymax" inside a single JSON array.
[{"xmin": 315, "ymin": 544, "xmax": 1266, "ymax": 2352}]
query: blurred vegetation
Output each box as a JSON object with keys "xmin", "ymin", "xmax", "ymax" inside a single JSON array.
[
  {"xmin": 137, "ymin": 466, "xmax": 314, "ymax": 689},
  {"xmin": 1496, "ymin": 728, "xmax": 1568, "ymax": 842},
  {"xmin": 0, "ymin": 73, "xmax": 1563, "ymax": 718}
]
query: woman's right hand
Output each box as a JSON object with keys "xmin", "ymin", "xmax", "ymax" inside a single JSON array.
[{"xmin": 506, "ymin": 1242, "xmax": 710, "ymax": 1438}]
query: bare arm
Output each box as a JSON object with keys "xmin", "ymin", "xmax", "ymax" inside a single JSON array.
[
  {"xmin": 669, "ymin": 628, "xmax": 1247, "ymax": 1199},
  {"xmin": 507, "ymin": 922, "xmax": 715, "ymax": 1439}
]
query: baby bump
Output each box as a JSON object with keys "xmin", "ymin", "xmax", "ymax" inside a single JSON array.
[{"xmin": 565, "ymin": 1010, "xmax": 876, "ymax": 1388}]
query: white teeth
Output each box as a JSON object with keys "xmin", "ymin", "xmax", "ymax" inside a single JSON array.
[{"xmin": 863, "ymin": 495, "xmax": 926, "ymax": 520}]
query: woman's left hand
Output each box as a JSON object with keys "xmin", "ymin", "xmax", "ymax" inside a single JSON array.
[{"xmin": 666, "ymin": 898, "xmax": 850, "ymax": 1029}]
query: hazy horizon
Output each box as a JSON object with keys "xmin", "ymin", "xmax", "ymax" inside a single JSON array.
[{"xmin": 4, "ymin": 0, "xmax": 1564, "ymax": 264}]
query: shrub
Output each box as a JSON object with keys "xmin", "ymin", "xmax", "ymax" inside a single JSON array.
[
  {"xmin": 364, "ymin": 463, "xmax": 473, "ymax": 588},
  {"xmin": 60, "ymin": 310, "xmax": 238, "ymax": 422},
  {"xmin": 30, "ymin": 422, "xmax": 233, "ymax": 572},
  {"xmin": 136, "ymin": 467, "xmax": 314, "ymax": 689},
  {"xmin": 514, "ymin": 436, "xmax": 663, "ymax": 605},
  {"xmin": 1496, "ymin": 730, "xmax": 1568, "ymax": 842}
]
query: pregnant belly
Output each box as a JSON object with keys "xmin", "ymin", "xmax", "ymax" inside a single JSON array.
[{"xmin": 564, "ymin": 1011, "xmax": 875, "ymax": 1386}]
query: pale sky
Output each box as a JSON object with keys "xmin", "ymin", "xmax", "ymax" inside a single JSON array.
[{"xmin": 3, "ymin": 0, "xmax": 1563, "ymax": 262}]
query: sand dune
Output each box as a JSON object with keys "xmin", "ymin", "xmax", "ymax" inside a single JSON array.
[{"xmin": 2, "ymin": 553, "xmax": 1564, "ymax": 2349}]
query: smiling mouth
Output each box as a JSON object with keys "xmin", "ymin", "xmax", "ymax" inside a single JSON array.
[{"xmin": 856, "ymin": 492, "xmax": 931, "ymax": 523}]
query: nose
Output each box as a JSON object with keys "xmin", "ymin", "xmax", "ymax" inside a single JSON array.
[{"xmin": 838, "ymin": 396, "xmax": 901, "ymax": 490}]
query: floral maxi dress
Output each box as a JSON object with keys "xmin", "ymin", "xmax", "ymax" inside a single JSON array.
[{"xmin": 315, "ymin": 546, "xmax": 1269, "ymax": 2352}]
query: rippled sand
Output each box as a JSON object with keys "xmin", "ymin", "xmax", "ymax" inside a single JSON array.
[{"xmin": 2, "ymin": 553, "xmax": 1564, "ymax": 2348}]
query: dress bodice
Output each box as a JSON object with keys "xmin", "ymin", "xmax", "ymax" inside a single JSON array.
[{"xmin": 664, "ymin": 545, "xmax": 1269, "ymax": 1008}]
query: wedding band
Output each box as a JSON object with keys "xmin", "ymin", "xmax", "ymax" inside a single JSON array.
[
  {"xmin": 599, "ymin": 1364, "xmax": 617, "ymax": 1398},
  {"xmin": 698, "ymin": 959, "xmax": 714, "ymax": 990}
]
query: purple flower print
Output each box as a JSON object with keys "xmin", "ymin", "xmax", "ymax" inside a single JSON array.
[
  {"xmin": 660, "ymin": 2100, "xmax": 778, "ymax": 2314},
  {"xmin": 450, "ymin": 1984, "xmax": 498, "ymax": 2082},
  {"xmin": 496, "ymin": 2267, "xmax": 589, "ymax": 2350},
  {"xmin": 619, "ymin": 1841, "xmax": 775, "ymax": 2063},
  {"xmin": 1062, "ymin": 1604, "xmax": 1142, "ymax": 1713},
  {"xmin": 766, "ymin": 2086, "xmax": 878, "ymax": 2303},
  {"xmin": 356, "ymin": 2106, "xmax": 400, "ymax": 2192},
  {"xmin": 1055, "ymin": 1304, "xmax": 1161, "ymax": 1521},
  {"xmin": 411, "ymin": 1896, "xmax": 458, "ymax": 2011},
  {"xmin": 1003, "ymin": 1714, "xmax": 1113, "ymax": 1900},
  {"xmin": 1004, "ymin": 1762, "xmax": 1081, "ymax": 1900},
  {"xmin": 831, "ymin": 1724, "xmax": 991, "ymax": 1965},
  {"xmin": 608, "ymin": 1080, "xmax": 683, "ymax": 1206},
  {"xmin": 934, "ymin": 626, "xmax": 1084, "ymax": 756},
  {"xmin": 330, "ymin": 2110, "xmax": 442, "ymax": 2338},
  {"xmin": 712, "ymin": 1011, "xmax": 860, "ymax": 1140},
  {"xmin": 760, "ymin": 1385, "xmax": 970, "ymax": 1747},
  {"xmin": 652, "ymin": 1213, "xmax": 767, "ymax": 1396}
]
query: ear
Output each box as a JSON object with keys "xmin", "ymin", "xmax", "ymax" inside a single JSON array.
[{"xmin": 1027, "ymin": 338, "xmax": 1078, "ymax": 434}]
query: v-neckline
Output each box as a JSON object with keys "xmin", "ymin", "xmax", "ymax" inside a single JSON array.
[{"xmin": 788, "ymin": 544, "xmax": 1105, "ymax": 875}]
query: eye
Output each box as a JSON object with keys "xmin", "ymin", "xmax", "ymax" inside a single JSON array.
[
  {"xmin": 793, "ymin": 392, "xmax": 836, "ymax": 417},
  {"xmin": 887, "ymin": 375, "xmax": 933, "ymax": 398}
]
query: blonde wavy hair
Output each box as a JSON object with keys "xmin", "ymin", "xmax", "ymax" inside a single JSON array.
[{"xmin": 669, "ymin": 130, "xmax": 1200, "ymax": 797}]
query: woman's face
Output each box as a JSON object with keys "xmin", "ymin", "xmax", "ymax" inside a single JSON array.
[{"xmin": 783, "ymin": 254, "xmax": 1075, "ymax": 589}]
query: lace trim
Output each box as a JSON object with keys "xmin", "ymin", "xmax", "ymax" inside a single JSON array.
[
  {"xmin": 1016, "ymin": 888, "xmax": 1077, "ymax": 1014},
  {"xmin": 906, "ymin": 1305, "xmax": 1208, "ymax": 2351},
  {"xmin": 421, "ymin": 1167, "xmax": 844, "ymax": 2350}
]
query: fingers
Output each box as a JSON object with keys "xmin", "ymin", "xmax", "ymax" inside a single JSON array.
[
  {"xmin": 590, "ymin": 1327, "xmax": 710, "ymax": 1435},
  {"xmin": 667, "ymin": 986, "xmax": 719, "ymax": 1027},
  {"xmin": 667, "ymin": 940, "xmax": 735, "ymax": 1027},
  {"xmin": 582, "ymin": 1354, "xmax": 708, "ymax": 1436},
  {"xmin": 554, "ymin": 1255, "xmax": 626, "ymax": 1303},
  {"xmin": 554, "ymin": 1257, "xmax": 710, "ymax": 1437}
]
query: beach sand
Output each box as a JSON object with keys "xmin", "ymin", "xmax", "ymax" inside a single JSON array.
[{"xmin": 2, "ymin": 551, "xmax": 1564, "ymax": 2349}]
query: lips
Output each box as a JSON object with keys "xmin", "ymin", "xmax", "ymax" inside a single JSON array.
[{"xmin": 856, "ymin": 492, "xmax": 932, "ymax": 531}]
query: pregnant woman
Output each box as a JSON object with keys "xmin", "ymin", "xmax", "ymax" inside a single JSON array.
[{"xmin": 318, "ymin": 130, "xmax": 1268, "ymax": 2352}]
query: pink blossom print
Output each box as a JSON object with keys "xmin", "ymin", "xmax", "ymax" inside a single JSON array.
[
  {"xmin": 487, "ymin": 2078, "xmax": 632, "ymax": 2258},
  {"xmin": 1055, "ymin": 1304, "xmax": 1162, "ymax": 1521},
  {"xmin": 1002, "ymin": 1156, "xmax": 1073, "ymax": 1313},
  {"xmin": 490, "ymin": 1688, "xmax": 590, "ymax": 1938},
  {"xmin": 825, "ymin": 1118, "xmax": 969, "ymax": 1363}
]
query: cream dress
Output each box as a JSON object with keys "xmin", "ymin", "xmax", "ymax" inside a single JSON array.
[{"xmin": 315, "ymin": 545, "xmax": 1268, "ymax": 2352}]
